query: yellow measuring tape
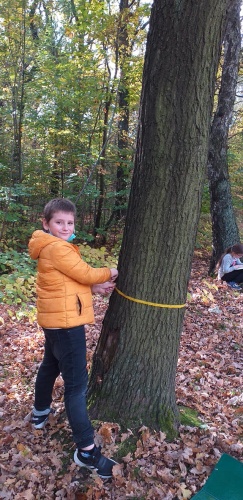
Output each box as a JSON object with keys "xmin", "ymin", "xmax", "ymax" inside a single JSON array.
[{"xmin": 115, "ymin": 287, "xmax": 186, "ymax": 309}]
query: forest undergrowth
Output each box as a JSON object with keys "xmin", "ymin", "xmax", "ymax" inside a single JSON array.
[{"xmin": 0, "ymin": 251, "xmax": 242, "ymax": 499}]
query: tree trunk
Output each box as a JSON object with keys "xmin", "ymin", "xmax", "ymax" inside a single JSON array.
[
  {"xmin": 103, "ymin": 0, "xmax": 133, "ymax": 231},
  {"xmin": 50, "ymin": 153, "xmax": 61, "ymax": 196},
  {"xmin": 11, "ymin": 4, "xmax": 26, "ymax": 184},
  {"xmin": 89, "ymin": 0, "xmax": 230, "ymax": 434},
  {"xmin": 115, "ymin": 0, "xmax": 131, "ymax": 221},
  {"xmin": 208, "ymin": 0, "xmax": 241, "ymax": 275},
  {"xmin": 93, "ymin": 99, "xmax": 111, "ymax": 240}
]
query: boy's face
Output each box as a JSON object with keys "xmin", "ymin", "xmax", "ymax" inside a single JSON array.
[{"xmin": 43, "ymin": 211, "xmax": 75, "ymax": 241}]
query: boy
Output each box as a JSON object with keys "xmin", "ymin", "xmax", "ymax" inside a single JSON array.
[{"xmin": 27, "ymin": 198, "xmax": 118, "ymax": 479}]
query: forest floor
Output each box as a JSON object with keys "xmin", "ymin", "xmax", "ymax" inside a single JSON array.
[{"xmin": 0, "ymin": 251, "xmax": 242, "ymax": 499}]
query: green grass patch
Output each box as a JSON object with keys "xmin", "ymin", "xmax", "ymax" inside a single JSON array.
[
  {"xmin": 115, "ymin": 434, "xmax": 138, "ymax": 461},
  {"xmin": 179, "ymin": 405, "xmax": 204, "ymax": 427}
]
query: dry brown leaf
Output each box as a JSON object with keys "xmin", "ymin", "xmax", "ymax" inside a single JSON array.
[{"xmin": 1, "ymin": 255, "xmax": 242, "ymax": 499}]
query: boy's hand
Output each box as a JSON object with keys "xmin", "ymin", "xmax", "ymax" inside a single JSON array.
[
  {"xmin": 110, "ymin": 268, "xmax": 118, "ymax": 281},
  {"xmin": 92, "ymin": 282, "xmax": 116, "ymax": 295}
]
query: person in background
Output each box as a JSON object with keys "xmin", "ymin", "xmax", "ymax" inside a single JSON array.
[
  {"xmin": 27, "ymin": 198, "xmax": 118, "ymax": 479},
  {"xmin": 217, "ymin": 243, "xmax": 243, "ymax": 290}
]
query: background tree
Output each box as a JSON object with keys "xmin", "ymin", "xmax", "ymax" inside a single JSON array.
[
  {"xmin": 208, "ymin": 0, "xmax": 241, "ymax": 274},
  {"xmin": 0, "ymin": 0, "xmax": 149, "ymax": 245},
  {"xmin": 88, "ymin": 0, "xmax": 231, "ymax": 433},
  {"xmin": 0, "ymin": 0, "xmax": 29, "ymax": 184},
  {"xmin": 94, "ymin": 0, "xmax": 150, "ymax": 240},
  {"xmin": 112, "ymin": 0, "xmax": 149, "ymax": 224}
]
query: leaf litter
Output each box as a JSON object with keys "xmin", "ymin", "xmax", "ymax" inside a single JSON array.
[{"xmin": 0, "ymin": 252, "xmax": 242, "ymax": 499}]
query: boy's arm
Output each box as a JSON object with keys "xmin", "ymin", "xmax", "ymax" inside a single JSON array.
[{"xmin": 50, "ymin": 241, "xmax": 116, "ymax": 285}]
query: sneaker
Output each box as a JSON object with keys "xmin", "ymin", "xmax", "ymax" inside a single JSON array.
[
  {"xmin": 227, "ymin": 281, "xmax": 241, "ymax": 290},
  {"xmin": 74, "ymin": 445, "xmax": 117, "ymax": 479},
  {"xmin": 29, "ymin": 409, "xmax": 54, "ymax": 429}
]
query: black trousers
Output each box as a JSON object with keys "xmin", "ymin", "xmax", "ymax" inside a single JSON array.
[
  {"xmin": 34, "ymin": 325, "xmax": 94, "ymax": 449},
  {"xmin": 221, "ymin": 269, "xmax": 243, "ymax": 284}
]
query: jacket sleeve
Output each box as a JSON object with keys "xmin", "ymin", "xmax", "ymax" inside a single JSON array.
[
  {"xmin": 221, "ymin": 254, "xmax": 236, "ymax": 275},
  {"xmin": 50, "ymin": 242, "xmax": 111, "ymax": 285}
]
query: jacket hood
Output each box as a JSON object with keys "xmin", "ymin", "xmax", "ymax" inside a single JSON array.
[{"xmin": 28, "ymin": 230, "xmax": 59, "ymax": 259}]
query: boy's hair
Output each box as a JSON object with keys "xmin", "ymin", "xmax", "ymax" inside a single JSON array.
[
  {"xmin": 43, "ymin": 198, "xmax": 76, "ymax": 223},
  {"xmin": 217, "ymin": 243, "xmax": 243, "ymax": 267}
]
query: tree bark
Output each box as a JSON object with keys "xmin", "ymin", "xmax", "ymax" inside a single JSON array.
[
  {"xmin": 208, "ymin": 0, "xmax": 241, "ymax": 274},
  {"xmin": 11, "ymin": 4, "xmax": 26, "ymax": 184},
  {"xmin": 104, "ymin": 0, "xmax": 135, "ymax": 230},
  {"xmin": 89, "ymin": 0, "xmax": 230, "ymax": 433},
  {"xmin": 115, "ymin": 0, "xmax": 131, "ymax": 221},
  {"xmin": 93, "ymin": 99, "xmax": 111, "ymax": 240}
]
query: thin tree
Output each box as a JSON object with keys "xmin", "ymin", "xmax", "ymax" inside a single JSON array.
[
  {"xmin": 105, "ymin": 0, "xmax": 150, "ymax": 230},
  {"xmin": 2, "ymin": 1, "xmax": 27, "ymax": 184},
  {"xmin": 88, "ymin": 0, "xmax": 231, "ymax": 433},
  {"xmin": 208, "ymin": 0, "xmax": 241, "ymax": 275},
  {"xmin": 115, "ymin": 0, "xmax": 135, "ymax": 221}
]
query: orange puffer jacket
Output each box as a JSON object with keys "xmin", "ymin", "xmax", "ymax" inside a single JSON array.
[{"xmin": 28, "ymin": 230, "xmax": 111, "ymax": 329}]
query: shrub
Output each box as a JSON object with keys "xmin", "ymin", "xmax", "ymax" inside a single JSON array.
[
  {"xmin": 0, "ymin": 250, "xmax": 36, "ymax": 304},
  {"xmin": 0, "ymin": 244, "xmax": 118, "ymax": 306}
]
